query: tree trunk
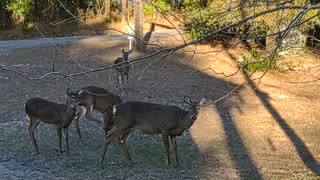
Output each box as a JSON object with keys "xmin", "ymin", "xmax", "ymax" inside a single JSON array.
[
  {"xmin": 104, "ymin": 0, "xmax": 110, "ymax": 21},
  {"xmin": 33, "ymin": 0, "xmax": 40, "ymax": 21},
  {"xmin": 134, "ymin": 0, "xmax": 144, "ymax": 52},
  {"xmin": 121, "ymin": 0, "xmax": 128, "ymax": 12},
  {"xmin": 0, "ymin": 0, "xmax": 12, "ymax": 30},
  {"xmin": 0, "ymin": 0, "xmax": 5, "ymax": 29}
]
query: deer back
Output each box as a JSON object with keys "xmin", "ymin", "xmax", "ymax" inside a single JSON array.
[
  {"xmin": 113, "ymin": 101, "xmax": 190, "ymax": 135},
  {"xmin": 76, "ymin": 86, "xmax": 109, "ymax": 107},
  {"xmin": 74, "ymin": 86, "xmax": 123, "ymax": 113},
  {"xmin": 25, "ymin": 97, "xmax": 76, "ymax": 126},
  {"xmin": 113, "ymin": 97, "xmax": 206, "ymax": 136}
]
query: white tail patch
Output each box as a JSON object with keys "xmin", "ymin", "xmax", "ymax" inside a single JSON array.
[{"xmin": 25, "ymin": 114, "xmax": 30, "ymax": 121}]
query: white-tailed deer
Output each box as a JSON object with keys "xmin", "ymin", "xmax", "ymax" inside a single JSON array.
[
  {"xmin": 67, "ymin": 86, "xmax": 123, "ymax": 139},
  {"xmin": 114, "ymin": 49, "xmax": 132, "ymax": 94},
  {"xmin": 99, "ymin": 96, "xmax": 206, "ymax": 168},
  {"xmin": 25, "ymin": 89, "xmax": 79, "ymax": 154}
]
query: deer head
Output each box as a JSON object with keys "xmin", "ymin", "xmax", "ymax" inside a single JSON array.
[
  {"xmin": 184, "ymin": 96, "xmax": 206, "ymax": 121},
  {"xmin": 122, "ymin": 49, "xmax": 132, "ymax": 61}
]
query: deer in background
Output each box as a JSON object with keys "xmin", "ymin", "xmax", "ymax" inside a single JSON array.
[
  {"xmin": 99, "ymin": 96, "xmax": 206, "ymax": 168},
  {"xmin": 67, "ymin": 86, "xmax": 123, "ymax": 140},
  {"xmin": 114, "ymin": 49, "xmax": 132, "ymax": 94},
  {"xmin": 25, "ymin": 89, "xmax": 79, "ymax": 154}
]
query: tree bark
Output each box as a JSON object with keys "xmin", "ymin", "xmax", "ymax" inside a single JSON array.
[
  {"xmin": 104, "ymin": 0, "xmax": 110, "ymax": 21},
  {"xmin": 134, "ymin": 0, "xmax": 144, "ymax": 52},
  {"xmin": 121, "ymin": 0, "xmax": 128, "ymax": 12},
  {"xmin": 0, "ymin": 0, "xmax": 12, "ymax": 30},
  {"xmin": 33, "ymin": 0, "xmax": 40, "ymax": 21}
]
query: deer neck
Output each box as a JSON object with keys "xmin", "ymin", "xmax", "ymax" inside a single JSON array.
[{"xmin": 66, "ymin": 105, "xmax": 76, "ymax": 122}]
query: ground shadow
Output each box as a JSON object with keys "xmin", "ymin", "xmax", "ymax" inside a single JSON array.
[
  {"xmin": 243, "ymin": 70, "xmax": 320, "ymax": 176},
  {"xmin": 215, "ymin": 101, "xmax": 263, "ymax": 179},
  {"xmin": 136, "ymin": 50, "xmax": 263, "ymax": 179},
  {"xmin": 142, "ymin": 23, "xmax": 155, "ymax": 52}
]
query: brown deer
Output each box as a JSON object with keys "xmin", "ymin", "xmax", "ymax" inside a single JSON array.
[
  {"xmin": 99, "ymin": 96, "xmax": 206, "ymax": 168},
  {"xmin": 25, "ymin": 89, "xmax": 79, "ymax": 154},
  {"xmin": 114, "ymin": 49, "xmax": 132, "ymax": 94},
  {"xmin": 67, "ymin": 86, "xmax": 123, "ymax": 140}
]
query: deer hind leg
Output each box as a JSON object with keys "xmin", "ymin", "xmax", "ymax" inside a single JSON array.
[
  {"xmin": 119, "ymin": 129, "xmax": 134, "ymax": 164},
  {"xmin": 161, "ymin": 132, "xmax": 170, "ymax": 167},
  {"xmin": 74, "ymin": 106, "xmax": 87, "ymax": 140},
  {"xmin": 120, "ymin": 74, "xmax": 125, "ymax": 94},
  {"xmin": 117, "ymin": 74, "xmax": 122, "ymax": 91},
  {"xmin": 103, "ymin": 111, "xmax": 113, "ymax": 140},
  {"xmin": 28, "ymin": 117, "xmax": 40, "ymax": 154},
  {"xmin": 85, "ymin": 105, "xmax": 102, "ymax": 124},
  {"xmin": 124, "ymin": 73, "xmax": 130, "ymax": 95},
  {"xmin": 125, "ymin": 73, "xmax": 129, "ymax": 84},
  {"xmin": 56, "ymin": 126, "xmax": 62, "ymax": 154},
  {"xmin": 99, "ymin": 128, "xmax": 128, "ymax": 168},
  {"xmin": 170, "ymin": 136, "xmax": 179, "ymax": 167}
]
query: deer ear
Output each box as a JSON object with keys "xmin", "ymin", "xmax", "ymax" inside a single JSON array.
[
  {"xmin": 199, "ymin": 98, "xmax": 206, "ymax": 106},
  {"xmin": 122, "ymin": 49, "xmax": 125, "ymax": 53},
  {"xmin": 67, "ymin": 88, "xmax": 71, "ymax": 96}
]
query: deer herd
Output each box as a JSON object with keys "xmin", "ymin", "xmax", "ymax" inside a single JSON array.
[{"xmin": 24, "ymin": 49, "xmax": 206, "ymax": 168}]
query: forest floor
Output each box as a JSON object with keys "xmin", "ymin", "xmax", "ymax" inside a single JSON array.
[{"xmin": 1, "ymin": 21, "xmax": 320, "ymax": 179}]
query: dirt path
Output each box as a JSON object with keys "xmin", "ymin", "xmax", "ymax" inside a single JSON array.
[
  {"xmin": 1, "ymin": 35, "xmax": 320, "ymax": 179},
  {"xmin": 0, "ymin": 29, "xmax": 184, "ymax": 54}
]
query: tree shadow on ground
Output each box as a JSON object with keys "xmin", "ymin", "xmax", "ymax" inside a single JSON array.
[
  {"xmin": 242, "ymin": 70, "xmax": 320, "ymax": 176},
  {"xmin": 0, "ymin": 40, "xmax": 262, "ymax": 179}
]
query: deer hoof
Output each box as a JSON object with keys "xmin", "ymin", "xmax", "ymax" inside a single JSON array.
[
  {"xmin": 99, "ymin": 161, "xmax": 105, "ymax": 169},
  {"xmin": 31, "ymin": 152, "xmax": 39, "ymax": 155}
]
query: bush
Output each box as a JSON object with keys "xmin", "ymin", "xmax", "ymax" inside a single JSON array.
[
  {"xmin": 144, "ymin": 0, "xmax": 171, "ymax": 17},
  {"xmin": 6, "ymin": 0, "xmax": 33, "ymax": 25},
  {"xmin": 183, "ymin": 0, "xmax": 320, "ymax": 43},
  {"xmin": 237, "ymin": 49, "xmax": 275, "ymax": 72}
]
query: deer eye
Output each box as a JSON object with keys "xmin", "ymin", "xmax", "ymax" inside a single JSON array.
[{"xmin": 191, "ymin": 115, "xmax": 197, "ymax": 120}]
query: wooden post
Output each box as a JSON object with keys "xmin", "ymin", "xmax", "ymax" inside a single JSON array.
[{"xmin": 134, "ymin": 0, "xmax": 144, "ymax": 52}]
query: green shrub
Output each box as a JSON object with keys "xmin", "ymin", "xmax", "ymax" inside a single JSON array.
[
  {"xmin": 237, "ymin": 49, "xmax": 275, "ymax": 72},
  {"xmin": 144, "ymin": 0, "xmax": 171, "ymax": 16},
  {"xmin": 6, "ymin": 0, "xmax": 33, "ymax": 21},
  {"xmin": 6, "ymin": 0, "xmax": 34, "ymax": 31}
]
